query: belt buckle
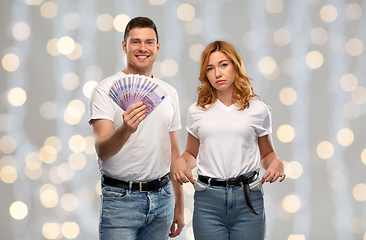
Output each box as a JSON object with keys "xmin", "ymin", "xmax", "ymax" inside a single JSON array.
[
  {"xmin": 139, "ymin": 182, "xmax": 148, "ymax": 192},
  {"xmin": 226, "ymin": 178, "xmax": 236, "ymax": 186}
]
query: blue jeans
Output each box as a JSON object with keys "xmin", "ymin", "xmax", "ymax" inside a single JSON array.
[
  {"xmin": 192, "ymin": 179, "xmax": 266, "ymax": 240},
  {"xmin": 99, "ymin": 181, "xmax": 174, "ymax": 240}
]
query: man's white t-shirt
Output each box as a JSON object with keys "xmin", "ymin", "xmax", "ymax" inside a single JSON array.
[
  {"xmin": 89, "ymin": 71, "xmax": 181, "ymax": 182},
  {"xmin": 186, "ymin": 98, "xmax": 272, "ymax": 179}
]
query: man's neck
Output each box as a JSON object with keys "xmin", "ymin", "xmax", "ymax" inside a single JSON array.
[{"xmin": 122, "ymin": 67, "xmax": 153, "ymax": 78}]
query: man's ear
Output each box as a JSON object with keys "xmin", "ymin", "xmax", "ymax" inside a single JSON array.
[
  {"xmin": 156, "ymin": 42, "xmax": 160, "ymax": 53},
  {"xmin": 122, "ymin": 40, "xmax": 127, "ymax": 54}
]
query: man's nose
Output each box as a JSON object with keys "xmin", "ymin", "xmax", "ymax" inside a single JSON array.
[{"xmin": 139, "ymin": 43, "xmax": 147, "ymax": 52}]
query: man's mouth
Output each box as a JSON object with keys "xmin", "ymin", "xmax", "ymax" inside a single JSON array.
[{"xmin": 136, "ymin": 55, "xmax": 149, "ymax": 59}]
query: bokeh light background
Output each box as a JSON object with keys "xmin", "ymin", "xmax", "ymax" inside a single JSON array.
[{"xmin": 0, "ymin": 0, "xmax": 365, "ymax": 239}]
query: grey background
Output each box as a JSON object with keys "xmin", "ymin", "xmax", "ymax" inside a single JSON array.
[{"xmin": 0, "ymin": 0, "xmax": 365, "ymax": 239}]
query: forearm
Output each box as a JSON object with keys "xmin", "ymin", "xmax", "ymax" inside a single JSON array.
[
  {"xmin": 181, "ymin": 151, "xmax": 197, "ymax": 170},
  {"xmin": 260, "ymin": 151, "xmax": 280, "ymax": 170},
  {"xmin": 95, "ymin": 125, "xmax": 131, "ymax": 161}
]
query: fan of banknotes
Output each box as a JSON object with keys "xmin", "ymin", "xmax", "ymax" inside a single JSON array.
[{"xmin": 109, "ymin": 74, "xmax": 167, "ymax": 116}]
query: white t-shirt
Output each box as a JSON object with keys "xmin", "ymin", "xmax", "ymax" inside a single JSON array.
[
  {"xmin": 186, "ymin": 98, "xmax": 272, "ymax": 179},
  {"xmin": 89, "ymin": 71, "xmax": 181, "ymax": 182}
]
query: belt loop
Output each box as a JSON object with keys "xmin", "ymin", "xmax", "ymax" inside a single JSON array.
[
  {"xmin": 207, "ymin": 178, "xmax": 212, "ymax": 187},
  {"xmin": 128, "ymin": 181, "xmax": 133, "ymax": 193}
]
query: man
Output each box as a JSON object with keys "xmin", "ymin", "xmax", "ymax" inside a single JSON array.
[{"xmin": 88, "ymin": 17, "xmax": 184, "ymax": 239}]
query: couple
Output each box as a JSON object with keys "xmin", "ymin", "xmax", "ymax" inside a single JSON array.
[{"xmin": 89, "ymin": 17, "xmax": 285, "ymax": 240}]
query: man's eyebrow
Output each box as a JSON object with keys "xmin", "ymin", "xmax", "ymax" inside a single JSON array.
[{"xmin": 130, "ymin": 38, "xmax": 156, "ymax": 42}]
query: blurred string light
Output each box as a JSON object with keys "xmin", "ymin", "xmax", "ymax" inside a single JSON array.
[
  {"xmin": 2, "ymin": 53, "xmax": 20, "ymax": 72},
  {"xmin": 12, "ymin": 22, "xmax": 31, "ymax": 41},
  {"xmin": 149, "ymin": 0, "xmax": 166, "ymax": 5},
  {"xmin": 40, "ymin": 1, "xmax": 58, "ymax": 19},
  {"xmin": 266, "ymin": 0, "xmax": 283, "ymax": 13}
]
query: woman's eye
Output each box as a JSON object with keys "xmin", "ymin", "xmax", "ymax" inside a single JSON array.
[
  {"xmin": 207, "ymin": 67, "xmax": 213, "ymax": 71},
  {"xmin": 222, "ymin": 63, "xmax": 228, "ymax": 68}
]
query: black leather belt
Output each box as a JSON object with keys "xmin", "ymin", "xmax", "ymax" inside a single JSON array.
[
  {"xmin": 102, "ymin": 173, "xmax": 170, "ymax": 192},
  {"xmin": 198, "ymin": 172, "xmax": 259, "ymax": 215}
]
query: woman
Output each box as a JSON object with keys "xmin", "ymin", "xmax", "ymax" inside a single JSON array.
[{"xmin": 171, "ymin": 41, "xmax": 285, "ymax": 239}]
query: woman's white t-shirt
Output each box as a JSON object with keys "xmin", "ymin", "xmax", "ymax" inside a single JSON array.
[{"xmin": 186, "ymin": 98, "xmax": 272, "ymax": 179}]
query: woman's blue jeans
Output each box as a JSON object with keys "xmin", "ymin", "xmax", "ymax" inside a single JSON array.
[
  {"xmin": 193, "ymin": 179, "xmax": 266, "ymax": 240},
  {"xmin": 99, "ymin": 181, "xmax": 174, "ymax": 240}
]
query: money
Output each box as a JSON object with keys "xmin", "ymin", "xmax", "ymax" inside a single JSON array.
[{"xmin": 109, "ymin": 74, "xmax": 167, "ymax": 116}]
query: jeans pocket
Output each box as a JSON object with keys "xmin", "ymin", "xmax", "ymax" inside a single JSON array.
[
  {"xmin": 102, "ymin": 186, "xmax": 129, "ymax": 200},
  {"xmin": 249, "ymin": 178, "xmax": 263, "ymax": 191},
  {"xmin": 161, "ymin": 182, "xmax": 173, "ymax": 197},
  {"xmin": 193, "ymin": 181, "xmax": 207, "ymax": 192}
]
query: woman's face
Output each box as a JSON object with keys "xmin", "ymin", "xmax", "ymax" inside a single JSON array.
[{"xmin": 206, "ymin": 51, "xmax": 236, "ymax": 95}]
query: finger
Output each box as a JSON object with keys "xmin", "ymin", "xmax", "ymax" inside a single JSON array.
[
  {"xmin": 279, "ymin": 174, "xmax": 286, "ymax": 182},
  {"xmin": 261, "ymin": 172, "xmax": 269, "ymax": 184},
  {"xmin": 124, "ymin": 102, "xmax": 144, "ymax": 115},
  {"xmin": 185, "ymin": 169, "xmax": 195, "ymax": 184}
]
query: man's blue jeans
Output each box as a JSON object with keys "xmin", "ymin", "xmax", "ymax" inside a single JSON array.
[
  {"xmin": 193, "ymin": 180, "xmax": 266, "ymax": 240},
  {"xmin": 99, "ymin": 181, "xmax": 174, "ymax": 240}
]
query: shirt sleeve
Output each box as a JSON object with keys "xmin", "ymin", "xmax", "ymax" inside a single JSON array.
[
  {"xmin": 256, "ymin": 104, "xmax": 272, "ymax": 137},
  {"xmin": 168, "ymin": 88, "xmax": 181, "ymax": 132},
  {"xmin": 88, "ymin": 87, "xmax": 116, "ymax": 124},
  {"xmin": 186, "ymin": 105, "xmax": 199, "ymax": 138}
]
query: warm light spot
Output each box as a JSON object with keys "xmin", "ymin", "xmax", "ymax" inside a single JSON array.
[
  {"xmin": 84, "ymin": 136, "xmax": 96, "ymax": 154},
  {"xmin": 25, "ymin": 0, "xmax": 43, "ymax": 5},
  {"xmin": 62, "ymin": 73, "xmax": 79, "ymax": 91},
  {"xmin": 280, "ymin": 88, "xmax": 297, "ymax": 106},
  {"xmin": 69, "ymin": 153, "xmax": 87, "ymax": 170},
  {"xmin": 83, "ymin": 81, "xmax": 98, "ymax": 99},
  {"xmin": 183, "ymin": 182, "xmax": 195, "ymax": 195},
  {"xmin": 40, "ymin": 184, "xmax": 59, "ymax": 208},
  {"xmin": 7, "ymin": 87, "xmax": 26, "ymax": 107},
  {"xmin": 352, "ymin": 87, "xmax": 366, "ymax": 104},
  {"xmin": 39, "ymin": 146, "xmax": 57, "ymax": 164},
  {"xmin": 85, "ymin": 65, "xmax": 103, "ymax": 81},
  {"xmin": 177, "ymin": 4, "xmax": 195, "ymax": 21},
  {"xmin": 273, "ymin": 28, "xmax": 291, "ymax": 46},
  {"xmin": 57, "ymin": 36, "xmax": 75, "ymax": 55},
  {"xmin": 42, "ymin": 223, "xmax": 61, "ymax": 239},
  {"xmin": 258, "ymin": 56, "xmax": 277, "ymax": 75},
  {"xmin": 62, "ymin": 222, "xmax": 80, "ymax": 239},
  {"xmin": 311, "ymin": 27, "xmax": 328, "ymax": 45},
  {"xmin": 0, "ymin": 156, "xmax": 16, "ymax": 168},
  {"xmin": 0, "ymin": 165, "xmax": 17, "ymax": 183},
  {"xmin": 25, "ymin": 165, "xmax": 42, "ymax": 180},
  {"xmin": 337, "ymin": 128, "xmax": 354, "ymax": 147},
  {"xmin": 40, "ymin": 101, "xmax": 57, "ymax": 120},
  {"xmin": 317, "ymin": 141, "xmax": 334, "ymax": 159},
  {"xmin": 149, "ymin": 0, "xmax": 166, "ymax": 5},
  {"xmin": 152, "ymin": 61, "xmax": 164, "ymax": 79},
  {"xmin": 285, "ymin": 161, "xmax": 303, "ymax": 179},
  {"xmin": 47, "ymin": 38, "xmax": 60, "ymax": 56},
  {"xmin": 189, "ymin": 44, "xmax": 204, "ymax": 62},
  {"xmin": 97, "ymin": 14, "xmax": 114, "ymax": 31},
  {"xmin": 60, "ymin": 193, "xmax": 78, "ymax": 212},
  {"xmin": 12, "ymin": 22, "xmax": 31, "ymax": 41},
  {"xmin": 96, "ymin": 181, "xmax": 101, "ymax": 195},
  {"xmin": 353, "ymin": 183, "xmax": 366, "ymax": 201},
  {"xmin": 263, "ymin": 64, "xmax": 280, "ymax": 80},
  {"xmin": 40, "ymin": 1, "xmax": 58, "ymax": 19},
  {"xmin": 78, "ymin": 189, "xmax": 95, "ymax": 207},
  {"xmin": 67, "ymin": 42, "xmax": 82, "ymax": 60},
  {"xmin": 68, "ymin": 100, "xmax": 85, "ymax": 118},
  {"xmin": 306, "ymin": 51, "xmax": 323, "ymax": 69},
  {"xmin": 350, "ymin": 217, "xmax": 366, "ymax": 234},
  {"xmin": 241, "ymin": 32, "xmax": 259, "ymax": 50},
  {"xmin": 346, "ymin": 3, "xmax": 363, "ymax": 20},
  {"xmin": 45, "ymin": 136, "xmax": 62, "ymax": 153},
  {"xmin": 362, "ymin": 149, "xmax": 366, "ymax": 165},
  {"xmin": 2, "ymin": 53, "xmax": 20, "ymax": 72},
  {"xmin": 58, "ymin": 162, "xmax": 75, "ymax": 181},
  {"xmin": 282, "ymin": 195, "xmax": 301, "ymax": 213},
  {"xmin": 343, "ymin": 102, "xmax": 360, "ymax": 120},
  {"xmin": 0, "ymin": 135, "xmax": 16, "ymax": 154},
  {"xmin": 161, "ymin": 59, "xmax": 179, "ymax": 77},
  {"xmin": 266, "ymin": 0, "xmax": 283, "ymax": 13},
  {"xmin": 184, "ymin": 207, "xmax": 192, "ymax": 225},
  {"xmin": 25, "ymin": 152, "xmax": 43, "ymax": 169},
  {"xmin": 69, "ymin": 135, "xmax": 86, "ymax": 153},
  {"xmin": 320, "ymin": 5, "xmax": 337, "ymax": 23},
  {"xmin": 63, "ymin": 12, "xmax": 81, "ymax": 30},
  {"xmin": 346, "ymin": 38, "xmax": 363, "ymax": 56},
  {"xmin": 114, "ymin": 14, "xmax": 130, "ymax": 32},
  {"xmin": 288, "ymin": 235, "xmax": 305, "ymax": 240},
  {"xmin": 186, "ymin": 226, "xmax": 194, "ymax": 240},
  {"xmin": 9, "ymin": 201, "xmax": 28, "ymax": 220},
  {"xmin": 0, "ymin": 114, "xmax": 11, "ymax": 132},
  {"xmin": 49, "ymin": 166, "xmax": 64, "ymax": 184},
  {"xmin": 277, "ymin": 124, "xmax": 295, "ymax": 143},
  {"xmin": 185, "ymin": 18, "xmax": 202, "ymax": 35},
  {"xmin": 340, "ymin": 74, "xmax": 358, "ymax": 92}
]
